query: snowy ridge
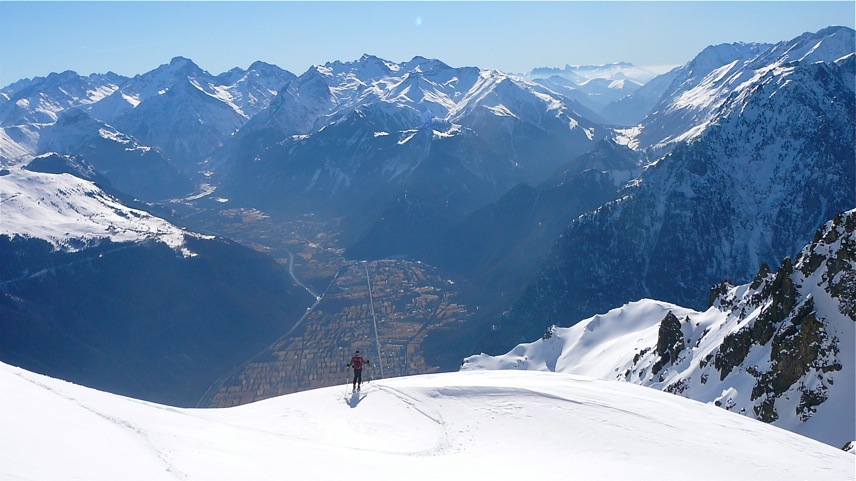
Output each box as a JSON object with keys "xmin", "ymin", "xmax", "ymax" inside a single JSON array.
[
  {"xmin": 625, "ymin": 26, "xmax": 854, "ymax": 153},
  {"xmin": 1, "ymin": 363, "xmax": 851, "ymax": 481},
  {"xmin": 0, "ymin": 164, "xmax": 202, "ymax": 255},
  {"xmin": 249, "ymin": 54, "xmax": 599, "ymax": 140},
  {"xmin": 464, "ymin": 210, "xmax": 856, "ymax": 449}
]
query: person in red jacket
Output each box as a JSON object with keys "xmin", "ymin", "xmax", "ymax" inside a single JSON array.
[{"xmin": 348, "ymin": 350, "xmax": 370, "ymax": 391}]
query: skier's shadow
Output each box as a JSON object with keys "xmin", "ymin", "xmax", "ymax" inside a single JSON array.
[{"xmin": 347, "ymin": 390, "xmax": 367, "ymax": 408}]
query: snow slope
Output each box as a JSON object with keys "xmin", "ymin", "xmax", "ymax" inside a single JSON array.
[
  {"xmin": 1, "ymin": 363, "xmax": 851, "ymax": 481},
  {"xmin": 0, "ymin": 165, "xmax": 199, "ymax": 254}
]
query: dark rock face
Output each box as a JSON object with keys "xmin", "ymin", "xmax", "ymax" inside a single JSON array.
[
  {"xmin": 653, "ymin": 311, "xmax": 685, "ymax": 375},
  {"xmin": 707, "ymin": 211, "xmax": 854, "ymax": 426},
  {"xmin": 806, "ymin": 211, "xmax": 856, "ymax": 321}
]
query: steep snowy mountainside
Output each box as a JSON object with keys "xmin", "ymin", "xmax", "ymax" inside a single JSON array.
[
  {"xmin": 0, "ymin": 164, "xmax": 196, "ymax": 254},
  {"xmin": 488, "ymin": 45, "xmax": 856, "ymax": 356},
  {"xmin": 766, "ymin": 25, "xmax": 856, "ymax": 64},
  {"xmin": 2, "ymin": 365, "xmax": 852, "ymax": 481},
  {"xmin": 112, "ymin": 77, "xmax": 247, "ymax": 168},
  {"xmin": 526, "ymin": 76, "xmax": 607, "ymax": 122},
  {"xmin": 87, "ymin": 56, "xmax": 294, "ymax": 124},
  {"xmin": 211, "ymin": 60, "xmax": 297, "ymax": 119},
  {"xmin": 86, "ymin": 56, "xmax": 210, "ymax": 122},
  {"xmin": 463, "ymin": 210, "xmax": 856, "ymax": 449},
  {"xmin": 598, "ymin": 67, "xmax": 681, "ymax": 126},
  {"xmin": 625, "ymin": 26, "xmax": 854, "ymax": 154}
]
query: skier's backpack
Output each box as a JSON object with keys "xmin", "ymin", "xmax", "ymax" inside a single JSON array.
[{"xmin": 351, "ymin": 356, "xmax": 363, "ymax": 370}]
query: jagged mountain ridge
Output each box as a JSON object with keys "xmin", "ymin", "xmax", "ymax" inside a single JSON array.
[
  {"xmin": 90, "ymin": 57, "xmax": 296, "ymax": 170},
  {"xmin": 0, "ymin": 57, "xmax": 295, "ymax": 169},
  {"xmin": 488, "ymin": 50, "xmax": 855, "ymax": 353},
  {"xmin": 0, "ymin": 70, "xmax": 124, "ymax": 127},
  {"xmin": 220, "ymin": 54, "xmax": 607, "ymax": 176},
  {"xmin": 463, "ymin": 210, "xmax": 856, "ymax": 449}
]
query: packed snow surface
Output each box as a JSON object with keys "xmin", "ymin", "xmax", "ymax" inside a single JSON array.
[{"xmin": 1, "ymin": 363, "xmax": 851, "ymax": 480}]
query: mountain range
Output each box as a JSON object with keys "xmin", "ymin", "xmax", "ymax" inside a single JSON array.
[{"xmin": 0, "ymin": 25, "xmax": 853, "ymax": 436}]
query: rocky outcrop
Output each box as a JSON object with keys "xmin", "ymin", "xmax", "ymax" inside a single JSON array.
[{"xmin": 653, "ymin": 311, "xmax": 685, "ymax": 375}]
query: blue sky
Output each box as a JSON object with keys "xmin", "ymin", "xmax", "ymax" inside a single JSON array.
[{"xmin": 1, "ymin": 1, "xmax": 853, "ymax": 86}]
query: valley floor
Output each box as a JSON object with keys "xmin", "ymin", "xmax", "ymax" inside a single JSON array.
[{"xmin": 179, "ymin": 206, "xmax": 480, "ymax": 407}]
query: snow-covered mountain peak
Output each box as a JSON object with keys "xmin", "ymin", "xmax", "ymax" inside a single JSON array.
[
  {"xmin": 245, "ymin": 60, "xmax": 285, "ymax": 77},
  {"xmin": 38, "ymin": 108, "xmax": 140, "ymax": 154},
  {"xmin": 688, "ymin": 42, "xmax": 768, "ymax": 76},
  {"xmin": 0, "ymin": 70, "xmax": 122, "ymax": 127},
  {"xmin": 401, "ymin": 56, "xmax": 452, "ymax": 75},
  {"xmin": 247, "ymin": 54, "xmax": 599, "ymax": 145},
  {"xmin": 164, "ymin": 55, "xmax": 206, "ymax": 77}
]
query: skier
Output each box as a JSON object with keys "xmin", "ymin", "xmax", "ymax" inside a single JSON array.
[{"xmin": 347, "ymin": 350, "xmax": 370, "ymax": 391}]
